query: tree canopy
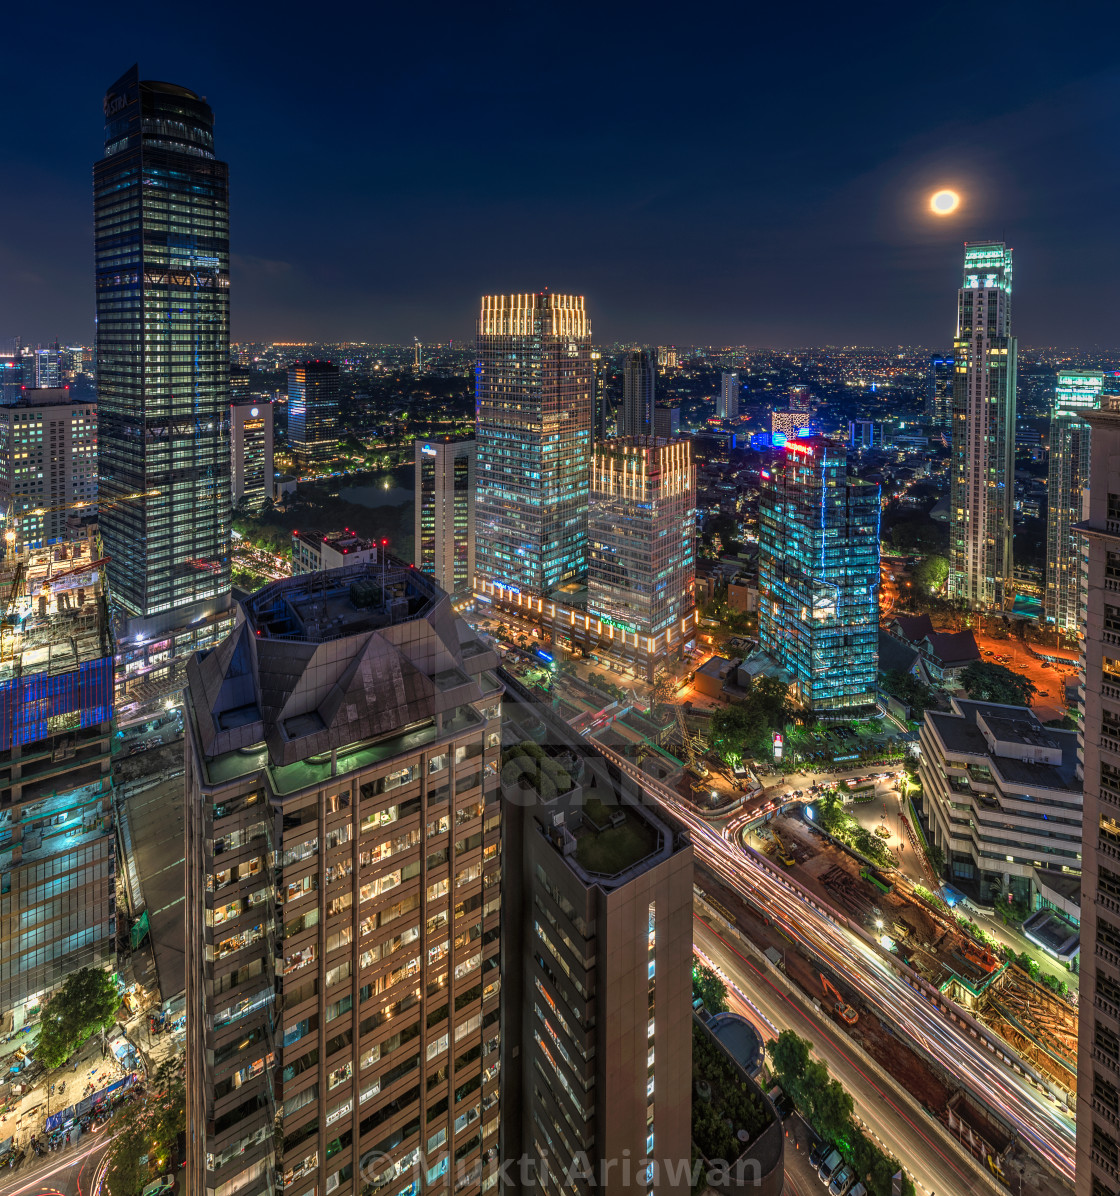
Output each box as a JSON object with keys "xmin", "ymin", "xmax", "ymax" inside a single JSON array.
[
  {"xmin": 106, "ymin": 1055, "xmax": 186, "ymax": 1195},
  {"xmin": 35, "ymin": 968, "xmax": 119, "ymax": 1069},
  {"xmin": 880, "ymin": 669, "xmax": 936, "ymax": 713},
  {"xmin": 911, "ymin": 554, "xmax": 949, "ymax": 595},
  {"xmin": 692, "ymin": 963, "xmax": 729, "ymax": 1013},
  {"xmin": 708, "ymin": 677, "xmax": 790, "ymax": 765},
  {"xmin": 959, "ymin": 661, "xmax": 1037, "ymax": 706}
]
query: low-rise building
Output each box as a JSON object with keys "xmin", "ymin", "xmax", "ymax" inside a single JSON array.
[
  {"xmin": 919, "ymin": 698, "xmax": 1081, "ymax": 908},
  {"xmin": 291, "ymin": 529, "xmax": 379, "ymax": 575}
]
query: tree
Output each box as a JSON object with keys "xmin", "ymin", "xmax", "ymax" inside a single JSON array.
[
  {"xmin": 911, "ymin": 554, "xmax": 949, "ymax": 595},
  {"xmin": 959, "ymin": 661, "xmax": 1037, "ymax": 706},
  {"xmin": 106, "ymin": 1055, "xmax": 186, "ymax": 1195},
  {"xmin": 880, "ymin": 670, "xmax": 936, "ymax": 714},
  {"xmin": 766, "ymin": 1029, "xmax": 810, "ymax": 1088},
  {"xmin": 692, "ymin": 963, "xmax": 729, "ymax": 1013},
  {"xmin": 35, "ymin": 968, "xmax": 119, "ymax": 1069}
]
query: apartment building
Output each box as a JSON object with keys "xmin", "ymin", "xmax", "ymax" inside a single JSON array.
[{"xmin": 185, "ymin": 561, "xmax": 503, "ymax": 1196}]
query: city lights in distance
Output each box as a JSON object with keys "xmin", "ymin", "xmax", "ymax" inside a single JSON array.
[{"xmin": 929, "ymin": 189, "xmax": 960, "ymax": 216}]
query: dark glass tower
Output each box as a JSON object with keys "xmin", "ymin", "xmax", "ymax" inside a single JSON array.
[{"xmin": 94, "ymin": 65, "xmax": 231, "ymax": 636}]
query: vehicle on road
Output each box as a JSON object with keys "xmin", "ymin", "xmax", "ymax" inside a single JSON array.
[{"xmin": 817, "ymin": 1147, "xmax": 843, "ymax": 1183}]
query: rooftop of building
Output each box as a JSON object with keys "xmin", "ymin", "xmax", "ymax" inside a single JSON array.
[
  {"xmin": 926, "ymin": 699, "xmax": 1081, "ymax": 794},
  {"xmin": 921, "ymin": 629, "xmax": 980, "ymax": 665},
  {"xmin": 1, "ymin": 387, "xmax": 92, "ymax": 409},
  {"xmin": 186, "ymin": 559, "xmax": 501, "ymax": 783},
  {"xmin": 877, "ymin": 629, "xmax": 920, "ymax": 677},
  {"xmin": 889, "ymin": 613, "xmax": 935, "ymax": 643},
  {"xmin": 291, "ymin": 529, "xmax": 376, "ymax": 556}
]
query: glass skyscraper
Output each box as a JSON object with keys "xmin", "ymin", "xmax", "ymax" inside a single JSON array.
[
  {"xmin": 620, "ymin": 348, "xmax": 654, "ymax": 436},
  {"xmin": 475, "ymin": 292, "xmax": 592, "ymax": 596},
  {"xmin": 1045, "ymin": 369, "xmax": 1104, "ymax": 634},
  {"xmin": 758, "ymin": 435, "xmax": 879, "ymax": 714},
  {"xmin": 927, "ymin": 353, "xmax": 954, "ymax": 433},
  {"xmin": 948, "ymin": 241, "xmax": 1017, "ymax": 610},
  {"xmin": 287, "ymin": 360, "xmax": 340, "ymax": 465},
  {"xmin": 94, "ymin": 65, "xmax": 231, "ymax": 635}
]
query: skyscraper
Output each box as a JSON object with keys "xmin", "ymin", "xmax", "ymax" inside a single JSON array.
[
  {"xmin": 475, "ymin": 292, "xmax": 592, "ymax": 596},
  {"xmin": 415, "ymin": 435, "xmax": 476, "ymax": 597},
  {"xmin": 620, "ymin": 348, "xmax": 654, "ymax": 437},
  {"xmin": 1074, "ymin": 394, "xmax": 1120, "ymax": 1196},
  {"xmin": 591, "ymin": 350, "xmax": 612, "ymax": 444},
  {"xmin": 0, "ymin": 387, "xmax": 97, "ymax": 546},
  {"xmin": 1045, "ymin": 369, "xmax": 1103, "ymax": 634},
  {"xmin": 287, "ymin": 360, "xmax": 340, "ymax": 467},
  {"xmin": 31, "ymin": 343, "xmax": 61, "ymax": 389},
  {"xmin": 185, "ymin": 562, "xmax": 503, "ymax": 1196},
  {"xmin": 758, "ymin": 435, "xmax": 879, "ymax": 713},
  {"xmin": 230, "ymin": 399, "xmax": 274, "ymax": 512},
  {"xmin": 948, "ymin": 241, "xmax": 1017, "ymax": 610},
  {"xmin": 94, "ymin": 65, "xmax": 231, "ymax": 639},
  {"xmin": 718, "ymin": 371, "xmax": 740, "ymax": 422},
  {"xmin": 588, "ymin": 436, "xmax": 695, "ymax": 680},
  {"xmin": 788, "ymin": 384, "xmax": 812, "ymax": 414},
  {"xmin": 927, "ymin": 354, "xmax": 954, "ymax": 432}
]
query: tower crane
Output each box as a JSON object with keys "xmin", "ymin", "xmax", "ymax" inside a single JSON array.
[{"xmin": 674, "ymin": 705, "xmax": 709, "ymax": 781}]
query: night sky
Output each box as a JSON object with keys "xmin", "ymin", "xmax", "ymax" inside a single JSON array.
[{"xmin": 4, "ymin": 1, "xmax": 1118, "ymax": 348}]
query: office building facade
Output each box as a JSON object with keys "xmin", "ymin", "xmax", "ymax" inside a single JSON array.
[
  {"xmin": 415, "ymin": 437, "xmax": 475, "ymax": 598},
  {"xmin": 94, "ymin": 64, "xmax": 231, "ymax": 637},
  {"xmin": 0, "ymin": 388, "xmax": 97, "ymax": 546},
  {"xmin": 498, "ymin": 677, "xmax": 693, "ymax": 1193},
  {"xmin": 287, "ymin": 361, "xmax": 340, "ymax": 466},
  {"xmin": 948, "ymin": 241, "xmax": 1017, "ymax": 610},
  {"xmin": 919, "ymin": 698, "xmax": 1081, "ymax": 907},
  {"xmin": 31, "ymin": 344, "xmax": 61, "ymax": 390},
  {"xmin": 788, "ymin": 384, "xmax": 812, "ymax": 414},
  {"xmin": 1045, "ymin": 370, "xmax": 1104, "ymax": 634},
  {"xmin": 588, "ymin": 437, "xmax": 695, "ymax": 680},
  {"xmin": 185, "ymin": 562, "xmax": 503, "ymax": 1196},
  {"xmin": 653, "ymin": 404, "xmax": 679, "ymax": 437},
  {"xmin": 620, "ymin": 349, "xmax": 654, "ymax": 438},
  {"xmin": 1074, "ymin": 396, "xmax": 1120, "ymax": 1196},
  {"xmin": 718, "ymin": 372, "xmax": 739, "ymax": 421},
  {"xmin": 475, "ymin": 293, "xmax": 592, "ymax": 596},
  {"xmin": 230, "ymin": 399, "xmax": 274, "ymax": 513},
  {"xmin": 928, "ymin": 354, "xmax": 954, "ymax": 432},
  {"xmin": 290, "ymin": 529, "xmax": 378, "ymax": 575},
  {"xmin": 591, "ymin": 351, "xmax": 612, "ymax": 444},
  {"xmin": 0, "ymin": 537, "xmax": 115, "ymax": 1025},
  {"xmin": 758, "ymin": 436, "xmax": 879, "ymax": 714}
]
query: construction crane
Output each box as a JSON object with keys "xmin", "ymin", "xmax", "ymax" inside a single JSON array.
[
  {"xmin": 1, "ymin": 489, "xmax": 159, "ymax": 551},
  {"xmin": 674, "ymin": 705, "xmax": 709, "ymax": 781},
  {"xmin": 820, "ymin": 973, "xmax": 859, "ymax": 1025}
]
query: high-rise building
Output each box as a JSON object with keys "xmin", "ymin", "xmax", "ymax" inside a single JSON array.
[
  {"xmin": 588, "ymin": 436, "xmax": 695, "ymax": 680},
  {"xmin": 498, "ymin": 677, "xmax": 694, "ymax": 1191},
  {"xmin": 230, "ymin": 399, "xmax": 274, "ymax": 512},
  {"xmin": 230, "ymin": 363, "xmax": 251, "ymax": 403},
  {"xmin": 94, "ymin": 65, "xmax": 231, "ymax": 643},
  {"xmin": 591, "ymin": 351, "xmax": 612, "ymax": 444},
  {"xmin": 847, "ymin": 419, "xmax": 882, "ymax": 451},
  {"xmin": 0, "ymin": 357, "xmax": 24, "ymax": 405},
  {"xmin": 1045, "ymin": 369, "xmax": 1104, "ymax": 633},
  {"xmin": 475, "ymin": 292, "xmax": 592, "ymax": 596},
  {"xmin": 620, "ymin": 349, "xmax": 655, "ymax": 437},
  {"xmin": 0, "ymin": 388, "xmax": 97, "ymax": 547},
  {"xmin": 1073, "ymin": 394, "xmax": 1120, "ymax": 1196},
  {"xmin": 758, "ymin": 435, "xmax": 879, "ymax": 713},
  {"xmin": 770, "ymin": 410, "xmax": 811, "ymax": 441},
  {"xmin": 948, "ymin": 241, "xmax": 1017, "ymax": 610},
  {"xmin": 185, "ymin": 562, "xmax": 503, "ymax": 1196},
  {"xmin": 415, "ymin": 436, "xmax": 475, "ymax": 598},
  {"xmin": 927, "ymin": 354, "xmax": 954, "ymax": 431},
  {"xmin": 31, "ymin": 343, "xmax": 61, "ymax": 389},
  {"xmin": 656, "ymin": 346, "xmax": 678, "ymax": 370},
  {"xmin": 653, "ymin": 403, "xmax": 680, "ymax": 437},
  {"xmin": 0, "ymin": 535, "xmax": 115, "ymax": 1026},
  {"xmin": 287, "ymin": 360, "xmax": 340, "ymax": 467},
  {"xmin": 788, "ymin": 384, "xmax": 812, "ymax": 414},
  {"xmin": 719, "ymin": 371, "xmax": 740, "ymax": 421}
]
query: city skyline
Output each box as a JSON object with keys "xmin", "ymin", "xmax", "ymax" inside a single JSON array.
[{"xmin": 2, "ymin": 5, "xmax": 1118, "ymax": 347}]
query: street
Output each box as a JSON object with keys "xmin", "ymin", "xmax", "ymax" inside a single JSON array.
[
  {"xmin": 694, "ymin": 916, "xmax": 998, "ymax": 1196},
  {"xmin": 0, "ymin": 1127, "xmax": 113, "ymax": 1196}
]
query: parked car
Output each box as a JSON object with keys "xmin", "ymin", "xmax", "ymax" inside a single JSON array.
[
  {"xmin": 847, "ymin": 1184, "xmax": 867, "ymax": 1196},
  {"xmin": 829, "ymin": 1164, "xmax": 857, "ymax": 1195},
  {"xmin": 809, "ymin": 1139, "xmax": 833, "ymax": 1170},
  {"xmin": 141, "ymin": 1179, "xmax": 175, "ymax": 1196},
  {"xmin": 818, "ymin": 1148, "xmax": 843, "ymax": 1184}
]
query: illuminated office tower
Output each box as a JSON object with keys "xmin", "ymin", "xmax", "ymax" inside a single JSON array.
[
  {"xmin": 185, "ymin": 563, "xmax": 503, "ymax": 1196},
  {"xmin": 94, "ymin": 64, "xmax": 231, "ymax": 645},
  {"xmin": 758, "ymin": 435, "xmax": 879, "ymax": 713},
  {"xmin": 948, "ymin": 241, "xmax": 1017, "ymax": 609},
  {"xmin": 1074, "ymin": 394, "xmax": 1120, "ymax": 1196},
  {"xmin": 287, "ymin": 360, "xmax": 340, "ymax": 466},
  {"xmin": 0, "ymin": 388, "xmax": 97, "ymax": 546},
  {"xmin": 475, "ymin": 292, "xmax": 592, "ymax": 596},
  {"xmin": 620, "ymin": 348, "xmax": 654, "ymax": 437},
  {"xmin": 230, "ymin": 399, "xmax": 274, "ymax": 512},
  {"xmin": 415, "ymin": 435, "xmax": 476, "ymax": 597},
  {"xmin": 719, "ymin": 371, "xmax": 739, "ymax": 421},
  {"xmin": 0, "ymin": 357, "xmax": 23, "ymax": 405},
  {"xmin": 588, "ymin": 436, "xmax": 695, "ymax": 680},
  {"xmin": 1045, "ymin": 369, "xmax": 1103, "ymax": 633},
  {"xmin": 927, "ymin": 354, "xmax": 954, "ymax": 432},
  {"xmin": 656, "ymin": 345, "xmax": 678, "ymax": 370},
  {"xmin": 591, "ymin": 351, "xmax": 612, "ymax": 444},
  {"xmin": 230, "ymin": 363, "xmax": 251, "ymax": 402},
  {"xmin": 788, "ymin": 384, "xmax": 812, "ymax": 414},
  {"xmin": 31, "ymin": 343, "xmax": 61, "ymax": 389}
]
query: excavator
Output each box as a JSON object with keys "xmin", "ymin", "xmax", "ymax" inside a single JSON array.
[
  {"xmin": 820, "ymin": 973, "xmax": 859, "ymax": 1025},
  {"xmin": 771, "ymin": 830, "xmax": 795, "ymax": 867}
]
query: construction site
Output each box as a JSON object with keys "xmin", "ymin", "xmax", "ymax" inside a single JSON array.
[
  {"xmin": 0, "ymin": 529, "xmax": 117, "ymax": 1025},
  {"xmin": 765, "ymin": 809, "xmax": 1080, "ymax": 1105}
]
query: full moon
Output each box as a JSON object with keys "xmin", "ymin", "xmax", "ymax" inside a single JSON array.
[{"xmin": 930, "ymin": 189, "xmax": 961, "ymax": 216}]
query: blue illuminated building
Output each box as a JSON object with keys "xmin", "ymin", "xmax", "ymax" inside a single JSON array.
[{"xmin": 758, "ymin": 435, "xmax": 879, "ymax": 714}]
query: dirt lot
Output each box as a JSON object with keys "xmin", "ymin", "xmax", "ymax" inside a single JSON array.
[{"xmin": 973, "ymin": 632, "xmax": 1078, "ymax": 722}]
